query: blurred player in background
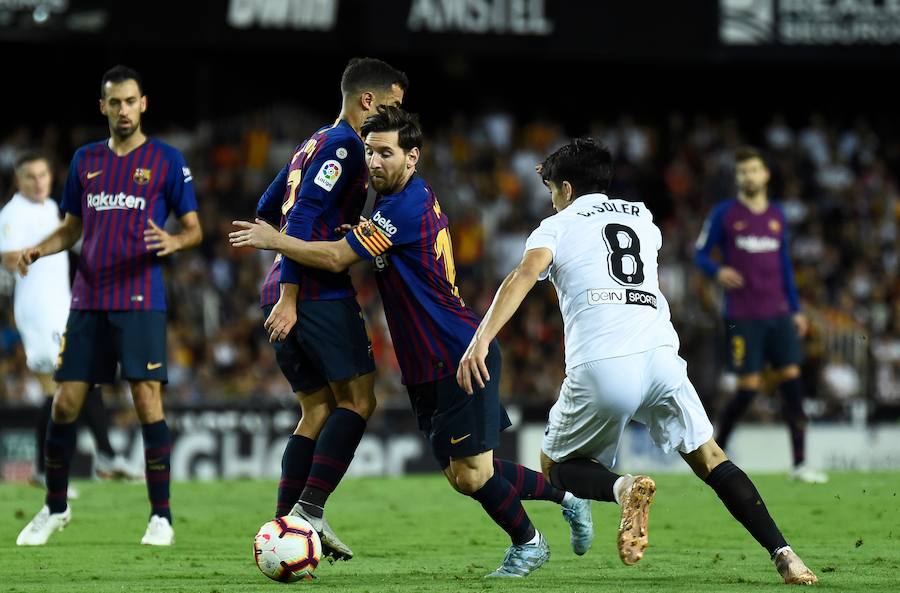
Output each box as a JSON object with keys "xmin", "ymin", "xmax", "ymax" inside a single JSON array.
[
  {"xmin": 16, "ymin": 65, "xmax": 202, "ymax": 546},
  {"xmin": 231, "ymin": 106, "xmax": 593, "ymax": 578},
  {"xmin": 458, "ymin": 139, "xmax": 818, "ymax": 585},
  {"xmin": 250, "ymin": 58, "xmax": 407, "ymax": 561},
  {"xmin": 0, "ymin": 153, "xmax": 137, "ymax": 495},
  {"xmin": 695, "ymin": 147, "xmax": 827, "ymax": 484}
]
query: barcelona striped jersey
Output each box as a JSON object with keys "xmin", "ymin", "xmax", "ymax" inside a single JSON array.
[
  {"xmin": 60, "ymin": 139, "xmax": 198, "ymax": 311},
  {"xmin": 694, "ymin": 199, "xmax": 799, "ymax": 320},
  {"xmin": 345, "ymin": 174, "xmax": 480, "ymax": 386},
  {"xmin": 258, "ymin": 119, "xmax": 368, "ymax": 305}
]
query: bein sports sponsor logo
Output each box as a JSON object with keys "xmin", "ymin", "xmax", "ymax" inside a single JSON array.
[
  {"xmin": 87, "ymin": 192, "xmax": 146, "ymax": 212},
  {"xmin": 587, "ymin": 288, "xmax": 657, "ymax": 309},
  {"xmin": 735, "ymin": 234, "xmax": 779, "ymax": 253}
]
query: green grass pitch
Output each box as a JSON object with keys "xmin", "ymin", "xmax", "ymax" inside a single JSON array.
[{"xmin": 2, "ymin": 472, "xmax": 898, "ymax": 592}]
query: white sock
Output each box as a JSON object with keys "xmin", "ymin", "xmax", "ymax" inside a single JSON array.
[
  {"xmin": 773, "ymin": 545, "xmax": 792, "ymax": 559},
  {"xmin": 613, "ymin": 476, "xmax": 626, "ymax": 504},
  {"xmin": 562, "ymin": 492, "xmax": 575, "ymax": 506},
  {"xmin": 525, "ymin": 530, "xmax": 542, "ymax": 546}
]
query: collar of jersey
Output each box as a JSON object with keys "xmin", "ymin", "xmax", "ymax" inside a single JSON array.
[{"xmin": 579, "ymin": 192, "xmax": 609, "ymax": 202}]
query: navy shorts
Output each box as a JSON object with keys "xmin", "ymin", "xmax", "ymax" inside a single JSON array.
[
  {"xmin": 265, "ymin": 298, "xmax": 375, "ymax": 395},
  {"xmin": 725, "ymin": 315, "xmax": 803, "ymax": 375},
  {"xmin": 54, "ymin": 310, "xmax": 167, "ymax": 384},
  {"xmin": 406, "ymin": 340, "xmax": 512, "ymax": 469}
]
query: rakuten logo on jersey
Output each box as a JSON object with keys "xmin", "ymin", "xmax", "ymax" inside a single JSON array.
[
  {"xmin": 735, "ymin": 235, "xmax": 779, "ymax": 253},
  {"xmin": 87, "ymin": 192, "xmax": 146, "ymax": 212},
  {"xmin": 372, "ymin": 211, "xmax": 398, "ymax": 236}
]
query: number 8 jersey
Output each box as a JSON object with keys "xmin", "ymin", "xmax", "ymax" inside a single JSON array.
[{"xmin": 524, "ymin": 193, "xmax": 679, "ymax": 370}]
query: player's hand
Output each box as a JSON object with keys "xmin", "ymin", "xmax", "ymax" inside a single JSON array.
[
  {"xmin": 144, "ymin": 219, "xmax": 181, "ymax": 256},
  {"xmin": 793, "ymin": 313, "xmax": 810, "ymax": 338},
  {"xmin": 334, "ymin": 216, "xmax": 369, "ymax": 236},
  {"xmin": 457, "ymin": 338, "xmax": 491, "ymax": 395},
  {"xmin": 264, "ymin": 296, "xmax": 297, "ymax": 343},
  {"xmin": 15, "ymin": 248, "xmax": 41, "ymax": 276},
  {"xmin": 716, "ymin": 266, "xmax": 744, "ymax": 289},
  {"xmin": 2, "ymin": 250, "xmax": 21, "ymax": 273},
  {"xmin": 230, "ymin": 219, "xmax": 280, "ymax": 250}
]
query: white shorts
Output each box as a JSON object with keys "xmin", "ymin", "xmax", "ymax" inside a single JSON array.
[
  {"xmin": 15, "ymin": 309, "xmax": 67, "ymax": 374},
  {"xmin": 542, "ymin": 346, "xmax": 714, "ymax": 467}
]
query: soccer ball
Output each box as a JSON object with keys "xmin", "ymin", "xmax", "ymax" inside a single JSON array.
[{"xmin": 253, "ymin": 516, "xmax": 322, "ymax": 582}]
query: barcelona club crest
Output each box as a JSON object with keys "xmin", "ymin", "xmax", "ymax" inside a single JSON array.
[
  {"xmin": 133, "ymin": 168, "xmax": 152, "ymax": 185},
  {"xmin": 768, "ymin": 219, "xmax": 781, "ymax": 233}
]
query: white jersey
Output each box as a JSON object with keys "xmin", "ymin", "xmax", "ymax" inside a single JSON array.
[
  {"xmin": 524, "ymin": 193, "xmax": 679, "ymax": 370},
  {"xmin": 0, "ymin": 193, "xmax": 70, "ymax": 327}
]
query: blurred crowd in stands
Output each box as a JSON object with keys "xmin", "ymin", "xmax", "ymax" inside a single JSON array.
[{"xmin": 2, "ymin": 107, "xmax": 898, "ymax": 422}]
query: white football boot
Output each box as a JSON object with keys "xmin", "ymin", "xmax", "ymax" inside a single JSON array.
[
  {"xmin": 141, "ymin": 515, "xmax": 175, "ymax": 545},
  {"xmin": 16, "ymin": 505, "xmax": 71, "ymax": 546}
]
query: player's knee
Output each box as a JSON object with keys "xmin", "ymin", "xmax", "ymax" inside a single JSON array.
[
  {"xmin": 131, "ymin": 382, "xmax": 163, "ymax": 422},
  {"xmin": 683, "ymin": 440, "xmax": 728, "ymax": 480},
  {"xmin": 540, "ymin": 452, "xmax": 555, "ymax": 483},
  {"xmin": 338, "ymin": 392, "xmax": 377, "ymax": 419},
  {"xmin": 296, "ymin": 402, "xmax": 331, "ymax": 438},
  {"xmin": 453, "ymin": 467, "xmax": 491, "ymax": 495},
  {"xmin": 778, "ymin": 365, "xmax": 801, "ymax": 381},
  {"xmin": 51, "ymin": 393, "xmax": 80, "ymax": 423},
  {"xmin": 736, "ymin": 374, "xmax": 762, "ymax": 391}
]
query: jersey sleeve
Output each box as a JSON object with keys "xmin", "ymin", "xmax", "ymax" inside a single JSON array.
[
  {"xmin": 693, "ymin": 202, "xmax": 728, "ymax": 278},
  {"xmin": 60, "ymin": 150, "xmax": 84, "ymax": 218},
  {"xmin": 524, "ymin": 217, "xmax": 559, "ymax": 281},
  {"xmin": 776, "ymin": 206, "xmax": 801, "ymax": 313},
  {"xmin": 165, "ymin": 149, "xmax": 199, "ymax": 217},
  {"xmin": 345, "ymin": 197, "xmax": 420, "ymax": 261},
  {"xmin": 280, "ymin": 135, "xmax": 363, "ymax": 284},
  {"xmin": 256, "ymin": 161, "xmax": 289, "ymax": 227}
]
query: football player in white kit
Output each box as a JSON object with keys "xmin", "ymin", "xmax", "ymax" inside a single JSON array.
[
  {"xmin": 458, "ymin": 139, "xmax": 818, "ymax": 585},
  {"xmin": 0, "ymin": 153, "xmax": 134, "ymax": 489}
]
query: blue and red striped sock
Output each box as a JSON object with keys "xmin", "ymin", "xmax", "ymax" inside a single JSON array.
[
  {"xmin": 471, "ymin": 472, "xmax": 536, "ymax": 545},
  {"xmin": 276, "ymin": 435, "xmax": 315, "ymax": 517},
  {"xmin": 298, "ymin": 408, "xmax": 366, "ymax": 517},
  {"xmin": 44, "ymin": 420, "xmax": 77, "ymax": 514},
  {"xmin": 142, "ymin": 420, "xmax": 172, "ymax": 524},
  {"xmin": 493, "ymin": 458, "xmax": 565, "ymax": 503}
]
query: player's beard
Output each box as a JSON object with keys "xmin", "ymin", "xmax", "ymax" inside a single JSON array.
[
  {"xmin": 739, "ymin": 182, "xmax": 762, "ymax": 198},
  {"xmin": 370, "ymin": 172, "xmax": 394, "ymax": 194},
  {"xmin": 113, "ymin": 119, "xmax": 139, "ymax": 141}
]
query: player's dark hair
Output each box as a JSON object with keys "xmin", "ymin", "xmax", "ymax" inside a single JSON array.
[
  {"xmin": 100, "ymin": 65, "xmax": 144, "ymax": 98},
  {"xmin": 361, "ymin": 106, "xmax": 423, "ymax": 152},
  {"xmin": 540, "ymin": 138, "xmax": 613, "ymax": 198},
  {"xmin": 14, "ymin": 151, "xmax": 48, "ymax": 170},
  {"xmin": 735, "ymin": 146, "xmax": 766, "ymax": 165},
  {"xmin": 341, "ymin": 57, "xmax": 408, "ymax": 97}
]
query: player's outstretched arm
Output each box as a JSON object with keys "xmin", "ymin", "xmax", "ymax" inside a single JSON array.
[
  {"xmin": 229, "ymin": 219, "xmax": 361, "ymax": 273},
  {"xmin": 457, "ymin": 247, "xmax": 553, "ymax": 395},
  {"xmin": 16, "ymin": 214, "xmax": 83, "ymax": 276},
  {"xmin": 144, "ymin": 212, "xmax": 203, "ymax": 257}
]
